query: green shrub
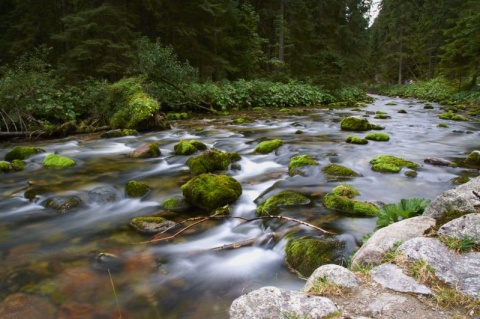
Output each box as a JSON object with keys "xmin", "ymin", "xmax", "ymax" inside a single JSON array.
[{"xmin": 375, "ymin": 198, "xmax": 431, "ymax": 230}]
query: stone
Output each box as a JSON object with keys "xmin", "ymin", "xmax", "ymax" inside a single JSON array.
[
  {"xmin": 424, "ymin": 157, "xmax": 455, "ymax": 167},
  {"xmin": 465, "ymin": 150, "xmax": 480, "ymax": 165},
  {"xmin": 323, "ymin": 193, "xmax": 379, "ymax": 217},
  {"xmin": 346, "ymin": 136, "xmax": 368, "ymax": 145},
  {"xmin": 186, "ymin": 149, "xmax": 241, "ymax": 175},
  {"xmin": 322, "ymin": 163, "xmax": 360, "ymax": 177},
  {"xmin": 351, "ymin": 216, "xmax": 436, "ymax": 267},
  {"xmin": 370, "ymin": 155, "xmax": 418, "ymax": 173},
  {"xmin": 256, "ymin": 190, "xmax": 311, "ymax": 216},
  {"xmin": 288, "ymin": 154, "xmax": 318, "ymax": 176},
  {"xmin": 304, "ymin": 264, "xmax": 359, "ymax": 292},
  {"xmin": 0, "ymin": 293, "xmax": 56, "ymax": 319},
  {"xmin": 125, "ymin": 180, "xmax": 150, "ymax": 198},
  {"xmin": 365, "ymin": 132, "xmax": 390, "ymax": 141},
  {"xmin": 43, "ymin": 154, "xmax": 76, "ymax": 169},
  {"xmin": 173, "ymin": 139, "xmax": 206, "ymax": 155},
  {"xmin": 253, "ymin": 139, "xmax": 283, "ymax": 154},
  {"xmin": 370, "ymin": 263, "xmax": 431, "ymax": 295},
  {"xmin": 4, "ymin": 146, "xmax": 45, "ymax": 161},
  {"xmin": 129, "ymin": 217, "xmax": 176, "ymax": 234},
  {"xmin": 229, "ymin": 286, "xmax": 338, "ymax": 319},
  {"xmin": 88, "ymin": 186, "xmax": 121, "ymax": 204},
  {"xmin": 128, "ymin": 143, "xmax": 161, "ymax": 158},
  {"xmin": 340, "ymin": 117, "xmax": 372, "ymax": 131},
  {"xmin": 423, "ymin": 176, "xmax": 480, "ymax": 225},
  {"xmin": 162, "ymin": 196, "xmax": 194, "ymax": 213},
  {"xmin": 43, "ymin": 195, "xmax": 84, "ymax": 213},
  {"xmin": 438, "ymin": 213, "xmax": 480, "ymax": 244}
]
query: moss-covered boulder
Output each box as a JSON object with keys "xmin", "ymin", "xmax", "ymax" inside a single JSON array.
[
  {"xmin": 253, "ymin": 139, "xmax": 283, "ymax": 154},
  {"xmin": 186, "ymin": 149, "xmax": 241, "ymax": 175},
  {"xmin": 162, "ymin": 196, "xmax": 194, "ymax": 213},
  {"xmin": 0, "ymin": 161, "xmax": 12, "ymax": 172},
  {"xmin": 100, "ymin": 129, "xmax": 138, "ymax": 138},
  {"xmin": 346, "ymin": 136, "xmax": 368, "ymax": 145},
  {"xmin": 439, "ymin": 112, "xmax": 468, "ymax": 121},
  {"xmin": 125, "ymin": 180, "xmax": 150, "ymax": 198},
  {"xmin": 288, "ymin": 154, "xmax": 318, "ymax": 176},
  {"xmin": 128, "ymin": 143, "xmax": 161, "ymax": 158},
  {"xmin": 43, "ymin": 154, "xmax": 76, "ymax": 169},
  {"xmin": 285, "ymin": 236, "xmax": 345, "ymax": 278},
  {"xmin": 322, "ymin": 163, "xmax": 360, "ymax": 178},
  {"xmin": 374, "ymin": 113, "xmax": 391, "ymax": 119},
  {"xmin": 166, "ymin": 112, "xmax": 189, "ymax": 120},
  {"xmin": 365, "ymin": 132, "xmax": 390, "ymax": 142},
  {"xmin": 181, "ymin": 173, "xmax": 242, "ymax": 211},
  {"xmin": 256, "ymin": 190, "xmax": 311, "ymax": 216},
  {"xmin": 173, "ymin": 139, "xmax": 207, "ymax": 155},
  {"xmin": 43, "ymin": 195, "xmax": 84, "ymax": 213},
  {"xmin": 340, "ymin": 117, "xmax": 376, "ymax": 131},
  {"xmin": 5, "ymin": 146, "xmax": 45, "ymax": 162},
  {"xmin": 10, "ymin": 159, "xmax": 25, "ymax": 171},
  {"xmin": 370, "ymin": 155, "xmax": 418, "ymax": 173},
  {"xmin": 331, "ymin": 184, "xmax": 359, "ymax": 198},
  {"xmin": 129, "ymin": 216, "xmax": 176, "ymax": 234},
  {"xmin": 323, "ymin": 193, "xmax": 379, "ymax": 216},
  {"xmin": 465, "ymin": 150, "xmax": 480, "ymax": 165}
]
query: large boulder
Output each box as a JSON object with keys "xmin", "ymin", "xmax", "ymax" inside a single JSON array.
[
  {"xmin": 304, "ymin": 264, "xmax": 359, "ymax": 293},
  {"xmin": 370, "ymin": 263, "xmax": 431, "ymax": 295},
  {"xmin": 351, "ymin": 216, "xmax": 436, "ymax": 267},
  {"xmin": 340, "ymin": 117, "xmax": 381, "ymax": 131},
  {"xmin": 256, "ymin": 190, "xmax": 310, "ymax": 216},
  {"xmin": 422, "ymin": 176, "xmax": 480, "ymax": 225},
  {"xmin": 128, "ymin": 143, "xmax": 161, "ymax": 158},
  {"xmin": 229, "ymin": 286, "xmax": 338, "ymax": 319},
  {"xmin": 437, "ymin": 213, "xmax": 480, "ymax": 244},
  {"xmin": 181, "ymin": 173, "xmax": 242, "ymax": 211},
  {"xmin": 186, "ymin": 149, "xmax": 240, "ymax": 175},
  {"xmin": 253, "ymin": 139, "xmax": 283, "ymax": 154},
  {"xmin": 4, "ymin": 146, "xmax": 45, "ymax": 161}
]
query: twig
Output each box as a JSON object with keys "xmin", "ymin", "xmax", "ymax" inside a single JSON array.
[{"xmin": 108, "ymin": 269, "xmax": 122, "ymax": 319}]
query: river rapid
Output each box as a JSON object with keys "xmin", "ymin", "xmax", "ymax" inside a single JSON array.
[{"xmin": 0, "ymin": 95, "xmax": 479, "ymax": 318}]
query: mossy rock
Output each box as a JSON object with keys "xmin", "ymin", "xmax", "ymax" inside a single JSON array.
[
  {"xmin": 0, "ymin": 161, "xmax": 12, "ymax": 172},
  {"xmin": 398, "ymin": 109, "xmax": 407, "ymax": 114},
  {"xmin": 5, "ymin": 146, "xmax": 45, "ymax": 161},
  {"xmin": 232, "ymin": 118, "xmax": 248, "ymax": 124},
  {"xmin": 451, "ymin": 176, "xmax": 469, "ymax": 184},
  {"xmin": 331, "ymin": 184, "xmax": 359, "ymax": 198},
  {"xmin": 125, "ymin": 180, "xmax": 150, "ymax": 198},
  {"xmin": 346, "ymin": 136, "xmax": 368, "ymax": 145},
  {"xmin": 285, "ymin": 236, "xmax": 345, "ymax": 278},
  {"xmin": 129, "ymin": 143, "xmax": 161, "ymax": 158},
  {"xmin": 323, "ymin": 193, "xmax": 379, "ymax": 216},
  {"xmin": 181, "ymin": 173, "xmax": 242, "ymax": 211},
  {"xmin": 129, "ymin": 216, "xmax": 176, "ymax": 234},
  {"xmin": 465, "ymin": 150, "xmax": 480, "ymax": 165},
  {"xmin": 186, "ymin": 149, "xmax": 240, "ymax": 175},
  {"xmin": 365, "ymin": 132, "xmax": 390, "ymax": 142},
  {"xmin": 295, "ymin": 130, "xmax": 303, "ymax": 134},
  {"xmin": 424, "ymin": 103, "xmax": 434, "ymax": 109},
  {"xmin": 174, "ymin": 140, "xmax": 199, "ymax": 155},
  {"xmin": 404, "ymin": 170, "xmax": 418, "ymax": 178},
  {"xmin": 166, "ymin": 112, "xmax": 189, "ymax": 120},
  {"xmin": 11, "ymin": 159, "xmax": 25, "ymax": 171},
  {"xmin": 340, "ymin": 117, "xmax": 372, "ymax": 131},
  {"xmin": 374, "ymin": 114, "xmax": 390, "ymax": 119},
  {"xmin": 439, "ymin": 112, "xmax": 468, "ymax": 121},
  {"xmin": 43, "ymin": 154, "xmax": 76, "ymax": 169},
  {"xmin": 100, "ymin": 129, "xmax": 139, "ymax": 138},
  {"xmin": 256, "ymin": 190, "xmax": 311, "ymax": 216},
  {"xmin": 189, "ymin": 140, "xmax": 207, "ymax": 151},
  {"xmin": 253, "ymin": 139, "xmax": 283, "ymax": 154},
  {"xmin": 385, "ymin": 102, "xmax": 397, "ymax": 106},
  {"xmin": 437, "ymin": 123, "xmax": 449, "ymax": 128},
  {"xmin": 370, "ymin": 155, "xmax": 418, "ymax": 173},
  {"xmin": 322, "ymin": 163, "xmax": 360, "ymax": 177},
  {"xmin": 280, "ymin": 108, "xmax": 302, "ymax": 115},
  {"xmin": 162, "ymin": 196, "xmax": 193, "ymax": 213},
  {"xmin": 43, "ymin": 196, "xmax": 84, "ymax": 213},
  {"xmin": 288, "ymin": 154, "xmax": 318, "ymax": 176}
]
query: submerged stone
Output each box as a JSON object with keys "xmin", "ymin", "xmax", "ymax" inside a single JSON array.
[
  {"xmin": 43, "ymin": 154, "xmax": 76, "ymax": 169},
  {"xmin": 253, "ymin": 139, "xmax": 283, "ymax": 154},
  {"xmin": 322, "ymin": 163, "xmax": 360, "ymax": 177},
  {"xmin": 186, "ymin": 149, "xmax": 240, "ymax": 175},
  {"xmin": 162, "ymin": 196, "xmax": 193, "ymax": 213},
  {"xmin": 125, "ymin": 180, "xmax": 150, "ymax": 198},
  {"xmin": 88, "ymin": 186, "xmax": 121, "ymax": 203},
  {"xmin": 323, "ymin": 193, "xmax": 379, "ymax": 216},
  {"xmin": 129, "ymin": 216, "xmax": 176, "ymax": 234},
  {"xmin": 4, "ymin": 146, "xmax": 45, "ymax": 162},
  {"xmin": 257, "ymin": 190, "xmax": 311, "ymax": 216},
  {"xmin": 346, "ymin": 135, "xmax": 368, "ymax": 144},
  {"xmin": 288, "ymin": 154, "xmax": 318, "ymax": 176},
  {"xmin": 465, "ymin": 150, "xmax": 480, "ymax": 165},
  {"xmin": 181, "ymin": 173, "xmax": 242, "ymax": 211},
  {"xmin": 43, "ymin": 195, "xmax": 84, "ymax": 213}
]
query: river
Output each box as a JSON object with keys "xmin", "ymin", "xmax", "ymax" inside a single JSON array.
[{"xmin": 0, "ymin": 95, "xmax": 479, "ymax": 318}]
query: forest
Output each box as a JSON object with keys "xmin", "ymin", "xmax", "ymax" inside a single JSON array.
[{"xmin": 0, "ymin": 0, "xmax": 479, "ymax": 135}]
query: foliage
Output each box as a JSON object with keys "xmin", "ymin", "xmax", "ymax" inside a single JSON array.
[
  {"xmin": 375, "ymin": 198, "xmax": 431, "ymax": 230},
  {"xmin": 439, "ymin": 236, "xmax": 479, "ymax": 253}
]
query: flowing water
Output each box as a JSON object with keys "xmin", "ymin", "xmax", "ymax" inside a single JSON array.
[{"xmin": 0, "ymin": 95, "xmax": 479, "ymax": 318}]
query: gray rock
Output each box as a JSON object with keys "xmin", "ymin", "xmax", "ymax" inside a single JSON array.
[
  {"xmin": 304, "ymin": 264, "xmax": 359, "ymax": 292},
  {"xmin": 423, "ymin": 176, "xmax": 480, "ymax": 225},
  {"xmin": 424, "ymin": 157, "xmax": 454, "ymax": 167},
  {"xmin": 465, "ymin": 150, "xmax": 480, "ymax": 165},
  {"xmin": 438, "ymin": 213, "xmax": 480, "ymax": 244},
  {"xmin": 351, "ymin": 216, "xmax": 435, "ymax": 267},
  {"xmin": 229, "ymin": 286, "xmax": 338, "ymax": 319},
  {"xmin": 398, "ymin": 237, "xmax": 480, "ymax": 297},
  {"xmin": 368, "ymin": 292, "xmax": 407, "ymax": 317},
  {"xmin": 370, "ymin": 263, "xmax": 431, "ymax": 295},
  {"xmin": 88, "ymin": 186, "xmax": 122, "ymax": 204}
]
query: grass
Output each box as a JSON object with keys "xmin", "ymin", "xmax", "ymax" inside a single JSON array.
[
  {"xmin": 307, "ymin": 275, "xmax": 346, "ymax": 297},
  {"xmin": 439, "ymin": 236, "xmax": 479, "ymax": 253},
  {"xmin": 108, "ymin": 269, "xmax": 123, "ymax": 319}
]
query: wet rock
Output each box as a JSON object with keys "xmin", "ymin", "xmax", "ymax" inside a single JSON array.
[
  {"xmin": 288, "ymin": 154, "xmax": 318, "ymax": 176},
  {"xmin": 285, "ymin": 236, "xmax": 345, "ymax": 278},
  {"xmin": 173, "ymin": 139, "xmax": 206, "ymax": 155},
  {"xmin": 304, "ymin": 264, "xmax": 359, "ymax": 292},
  {"xmin": 43, "ymin": 154, "xmax": 76, "ymax": 169},
  {"xmin": 437, "ymin": 213, "xmax": 480, "ymax": 244},
  {"xmin": 365, "ymin": 132, "xmax": 390, "ymax": 141},
  {"xmin": 351, "ymin": 216, "xmax": 435, "ymax": 267},
  {"xmin": 88, "ymin": 186, "xmax": 121, "ymax": 204},
  {"xmin": 346, "ymin": 136, "xmax": 368, "ymax": 144},
  {"xmin": 370, "ymin": 155, "xmax": 418, "ymax": 173},
  {"xmin": 322, "ymin": 163, "xmax": 360, "ymax": 178},
  {"xmin": 128, "ymin": 143, "xmax": 161, "ymax": 158},
  {"xmin": 92, "ymin": 252, "xmax": 124, "ymax": 272},
  {"xmin": 256, "ymin": 190, "xmax": 310, "ymax": 216},
  {"xmin": 465, "ymin": 150, "xmax": 480, "ymax": 165},
  {"xmin": 331, "ymin": 184, "xmax": 360, "ymax": 198},
  {"xmin": 229, "ymin": 286, "xmax": 338, "ymax": 319},
  {"xmin": 370, "ymin": 263, "xmax": 431, "ymax": 295},
  {"xmin": 58, "ymin": 267, "xmax": 111, "ymax": 303},
  {"xmin": 181, "ymin": 173, "xmax": 242, "ymax": 211},
  {"xmin": 129, "ymin": 216, "xmax": 176, "ymax": 234},
  {"xmin": 0, "ymin": 293, "xmax": 56, "ymax": 319},
  {"xmin": 398, "ymin": 237, "xmax": 480, "ymax": 297},
  {"xmin": 323, "ymin": 193, "xmax": 379, "ymax": 217},
  {"xmin": 424, "ymin": 157, "xmax": 455, "ymax": 167},
  {"xmin": 125, "ymin": 180, "xmax": 150, "ymax": 198},
  {"xmin": 340, "ymin": 117, "xmax": 373, "ymax": 131},
  {"xmin": 162, "ymin": 195, "xmax": 194, "ymax": 213},
  {"xmin": 43, "ymin": 195, "xmax": 84, "ymax": 213},
  {"xmin": 4, "ymin": 146, "xmax": 45, "ymax": 161},
  {"xmin": 423, "ymin": 176, "xmax": 480, "ymax": 225},
  {"xmin": 186, "ymin": 149, "xmax": 241, "ymax": 175},
  {"xmin": 100, "ymin": 129, "xmax": 138, "ymax": 138},
  {"xmin": 0, "ymin": 161, "xmax": 11, "ymax": 172},
  {"xmin": 10, "ymin": 159, "xmax": 25, "ymax": 171},
  {"xmin": 253, "ymin": 139, "xmax": 283, "ymax": 154}
]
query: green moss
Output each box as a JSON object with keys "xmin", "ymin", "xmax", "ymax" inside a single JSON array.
[
  {"xmin": 346, "ymin": 136, "xmax": 368, "ymax": 144},
  {"xmin": 174, "ymin": 140, "xmax": 198, "ymax": 155},
  {"xmin": 285, "ymin": 236, "xmax": 344, "ymax": 278},
  {"xmin": 232, "ymin": 118, "xmax": 247, "ymax": 124},
  {"xmin": 451, "ymin": 176, "xmax": 469, "ymax": 184},
  {"xmin": 370, "ymin": 155, "xmax": 418, "ymax": 173},
  {"xmin": 43, "ymin": 154, "xmax": 76, "ymax": 169},
  {"xmin": 162, "ymin": 196, "xmax": 192, "ymax": 213},
  {"xmin": 0, "ymin": 161, "xmax": 12, "ymax": 172},
  {"xmin": 323, "ymin": 193, "xmax": 379, "ymax": 216},
  {"xmin": 5, "ymin": 146, "xmax": 45, "ymax": 161},
  {"xmin": 253, "ymin": 139, "xmax": 283, "ymax": 154},
  {"xmin": 122, "ymin": 129, "xmax": 138, "ymax": 136},
  {"xmin": 148, "ymin": 143, "xmax": 161, "ymax": 157},
  {"xmin": 256, "ymin": 190, "xmax": 310, "ymax": 216},
  {"xmin": 125, "ymin": 180, "xmax": 150, "ymax": 198},
  {"xmin": 398, "ymin": 109, "xmax": 407, "ymax": 114},
  {"xmin": 189, "ymin": 140, "xmax": 207, "ymax": 151},
  {"xmin": 331, "ymin": 184, "xmax": 359, "ymax": 198},
  {"xmin": 295, "ymin": 130, "xmax": 303, "ymax": 134},
  {"xmin": 404, "ymin": 170, "xmax": 418, "ymax": 178},
  {"xmin": 166, "ymin": 112, "xmax": 189, "ymax": 120},
  {"xmin": 439, "ymin": 112, "xmax": 468, "ymax": 121},
  {"xmin": 437, "ymin": 123, "xmax": 449, "ymax": 128},
  {"xmin": 11, "ymin": 159, "xmax": 25, "ymax": 171},
  {"xmin": 322, "ymin": 164, "xmax": 360, "ymax": 177},
  {"xmin": 374, "ymin": 114, "xmax": 390, "ymax": 119},
  {"xmin": 181, "ymin": 173, "xmax": 242, "ymax": 211},
  {"xmin": 288, "ymin": 154, "xmax": 318, "ymax": 175},
  {"xmin": 424, "ymin": 103, "xmax": 434, "ymax": 109},
  {"xmin": 465, "ymin": 151, "xmax": 480, "ymax": 165},
  {"xmin": 340, "ymin": 117, "xmax": 372, "ymax": 131},
  {"xmin": 365, "ymin": 132, "xmax": 390, "ymax": 141},
  {"xmin": 186, "ymin": 149, "xmax": 240, "ymax": 175},
  {"xmin": 130, "ymin": 216, "xmax": 166, "ymax": 228}
]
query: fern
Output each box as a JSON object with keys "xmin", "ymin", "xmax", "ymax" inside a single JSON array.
[{"xmin": 375, "ymin": 198, "xmax": 430, "ymax": 230}]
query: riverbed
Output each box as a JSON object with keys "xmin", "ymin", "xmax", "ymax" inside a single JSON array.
[{"xmin": 0, "ymin": 95, "xmax": 479, "ymax": 318}]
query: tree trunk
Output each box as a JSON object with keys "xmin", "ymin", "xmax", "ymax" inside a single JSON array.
[
  {"xmin": 398, "ymin": 27, "xmax": 403, "ymax": 85},
  {"xmin": 278, "ymin": 0, "xmax": 285, "ymax": 62}
]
